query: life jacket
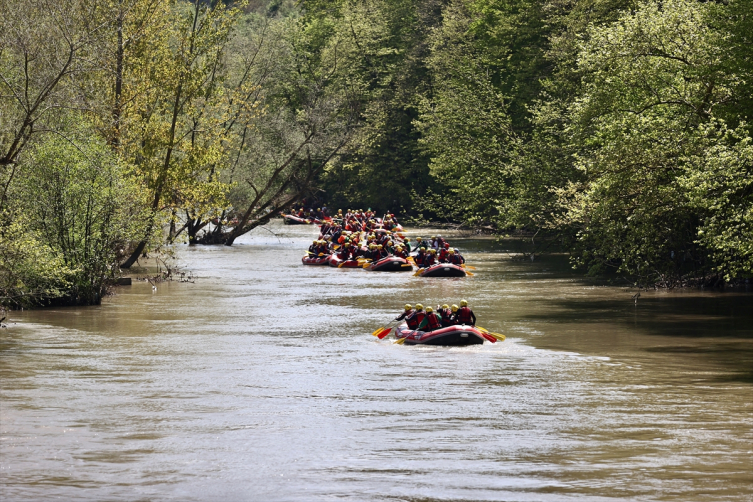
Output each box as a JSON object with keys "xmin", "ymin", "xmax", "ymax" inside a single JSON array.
[
  {"xmin": 440, "ymin": 309, "xmax": 454, "ymax": 326},
  {"xmin": 406, "ymin": 311, "xmax": 425, "ymax": 329},
  {"xmin": 438, "ymin": 249, "xmax": 448, "ymax": 262},
  {"xmin": 425, "ymin": 255, "xmax": 437, "ymax": 267},
  {"xmin": 449, "ymin": 254, "xmax": 462, "ymax": 265},
  {"xmin": 425, "ymin": 313, "xmax": 441, "ymax": 331},
  {"xmin": 457, "ymin": 307, "xmax": 473, "ymax": 324}
]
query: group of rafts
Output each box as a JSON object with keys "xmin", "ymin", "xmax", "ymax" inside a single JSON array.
[
  {"xmin": 285, "ymin": 209, "xmax": 505, "ymax": 346},
  {"xmin": 289, "ymin": 209, "xmax": 472, "ymax": 278}
]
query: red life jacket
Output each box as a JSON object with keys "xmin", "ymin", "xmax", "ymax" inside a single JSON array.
[
  {"xmin": 457, "ymin": 307, "xmax": 473, "ymax": 324},
  {"xmin": 425, "ymin": 313, "xmax": 441, "ymax": 331},
  {"xmin": 406, "ymin": 311, "xmax": 425, "ymax": 329}
]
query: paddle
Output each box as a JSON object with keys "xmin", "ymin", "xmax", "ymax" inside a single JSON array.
[
  {"xmin": 461, "ymin": 264, "xmax": 477, "ymax": 270},
  {"xmin": 480, "ymin": 332, "xmax": 497, "ymax": 343},
  {"xmin": 477, "ymin": 326, "xmax": 505, "ymax": 342},
  {"xmin": 372, "ymin": 322, "xmax": 393, "ymax": 336},
  {"xmin": 413, "ymin": 268, "xmax": 424, "ymax": 277}
]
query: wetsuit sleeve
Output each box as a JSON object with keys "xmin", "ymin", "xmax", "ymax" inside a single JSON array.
[{"xmin": 471, "ymin": 311, "xmax": 476, "ymax": 326}]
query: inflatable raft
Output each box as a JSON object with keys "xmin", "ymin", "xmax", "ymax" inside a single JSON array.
[
  {"xmin": 395, "ymin": 324, "xmax": 489, "ymax": 346},
  {"xmin": 283, "ymin": 214, "xmax": 312, "ymax": 225},
  {"xmin": 302, "ymin": 254, "xmax": 330, "ymax": 265},
  {"xmin": 417, "ymin": 263, "xmax": 467, "ymax": 277},
  {"xmin": 366, "ymin": 256, "xmax": 413, "ymax": 272},
  {"xmin": 327, "ymin": 254, "xmax": 360, "ymax": 268}
]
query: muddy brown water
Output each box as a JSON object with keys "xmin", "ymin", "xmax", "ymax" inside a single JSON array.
[{"xmin": 1, "ymin": 221, "xmax": 752, "ymax": 501}]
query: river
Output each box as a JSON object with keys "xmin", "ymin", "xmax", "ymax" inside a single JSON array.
[{"xmin": 1, "ymin": 221, "xmax": 752, "ymax": 501}]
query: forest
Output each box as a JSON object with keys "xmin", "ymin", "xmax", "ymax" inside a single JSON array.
[{"xmin": 1, "ymin": 0, "xmax": 751, "ymax": 307}]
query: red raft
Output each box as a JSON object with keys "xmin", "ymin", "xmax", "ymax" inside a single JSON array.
[
  {"xmin": 327, "ymin": 254, "xmax": 360, "ymax": 268},
  {"xmin": 283, "ymin": 214, "xmax": 313, "ymax": 225},
  {"xmin": 417, "ymin": 263, "xmax": 467, "ymax": 277},
  {"xmin": 366, "ymin": 256, "xmax": 413, "ymax": 272},
  {"xmin": 302, "ymin": 254, "xmax": 330, "ymax": 265},
  {"xmin": 395, "ymin": 324, "xmax": 489, "ymax": 346}
]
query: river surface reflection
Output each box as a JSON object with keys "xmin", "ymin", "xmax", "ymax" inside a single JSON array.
[{"xmin": 2, "ymin": 221, "xmax": 752, "ymax": 501}]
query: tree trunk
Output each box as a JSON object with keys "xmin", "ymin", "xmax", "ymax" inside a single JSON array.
[{"xmin": 120, "ymin": 240, "xmax": 147, "ymax": 269}]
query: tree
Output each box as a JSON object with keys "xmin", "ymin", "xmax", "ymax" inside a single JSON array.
[
  {"xmin": 563, "ymin": 0, "xmax": 745, "ymax": 283},
  {"xmin": 117, "ymin": 0, "xmax": 245, "ymax": 267},
  {"xmin": 1, "ymin": 118, "xmax": 141, "ymax": 307},
  {"xmin": 192, "ymin": 8, "xmax": 361, "ymax": 245}
]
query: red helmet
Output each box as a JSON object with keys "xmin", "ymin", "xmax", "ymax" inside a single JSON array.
[{"xmin": 444, "ymin": 243, "xmax": 449, "ymax": 249}]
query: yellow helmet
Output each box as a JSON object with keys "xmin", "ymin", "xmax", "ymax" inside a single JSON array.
[
  {"xmin": 416, "ymin": 237, "xmax": 422, "ymax": 241},
  {"xmin": 415, "ymin": 304, "xmax": 424, "ymax": 311},
  {"xmin": 460, "ymin": 299, "xmax": 468, "ymax": 307},
  {"xmin": 429, "ymin": 249, "xmax": 437, "ymax": 254},
  {"xmin": 387, "ymin": 241, "xmax": 393, "ymax": 246},
  {"xmin": 451, "ymin": 304, "xmax": 459, "ymax": 312},
  {"xmin": 442, "ymin": 304, "xmax": 449, "ymax": 309},
  {"xmin": 448, "ymin": 249, "xmax": 455, "ymax": 254},
  {"xmin": 404, "ymin": 304, "xmax": 412, "ymax": 311},
  {"xmin": 426, "ymin": 306, "xmax": 433, "ymax": 313}
]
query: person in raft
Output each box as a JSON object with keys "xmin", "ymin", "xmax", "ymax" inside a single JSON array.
[
  {"xmin": 448, "ymin": 248, "xmax": 465, "ymax": 265},
  {"xmin": 439, "ymin": 304, "xmax": 455, "ymax": 327},
  {"xmin": 417, "ymin": 306, "xmax": 442, "ymax": 332},
  {"xmin": 456, "ymin": 299, "xmax": 476, "ymax": 326},
  {"xmin": 405, "ymin": 304, "xmax": 426, "ymax": 329},
  {"xmin": 394, "ymin": 304, "xmax": 414, "ymax": 322}
]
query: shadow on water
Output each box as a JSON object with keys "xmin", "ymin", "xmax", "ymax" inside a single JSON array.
[{"xmin": 519, "ymin": 293, "xmax": 753, "ymax": 339}]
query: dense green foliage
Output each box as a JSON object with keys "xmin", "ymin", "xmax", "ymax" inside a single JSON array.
[
  {"xmin": 1, "ymin": 0, "xmax": 751, "ymax": 306},
  {"xmin": 304, "ymin": 0, "xmax": 753, "ymax": 284}
]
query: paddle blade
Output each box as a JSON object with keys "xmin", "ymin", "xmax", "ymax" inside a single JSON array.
[
  {"xmin": 413, "ymin": 269, "xmax": 423, "ymax": 277},
  {"xmin": 481, "ymin": 333, "xmax": 497, "ymax": 343},
  {"xmin": 376, "ymin": 327, "xmax": 392, "ymax": 339},
  {"xmin": 338, "ymin": 262, "xmax": 345, "ymax": 268},
  {"xmin": 394, "ymin": 337, "xmax": 406, "ymax": 344},
  {"xmin": 465, "ymin": 271, "xmax": 475, "ymax": 276},
  {"xmin": 401, "ymin": 263, "xmax": 413, "ymax": 267},
  {"xmin": 477, "ymin": 326, "xmax": 505, "ymax": 342}
]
